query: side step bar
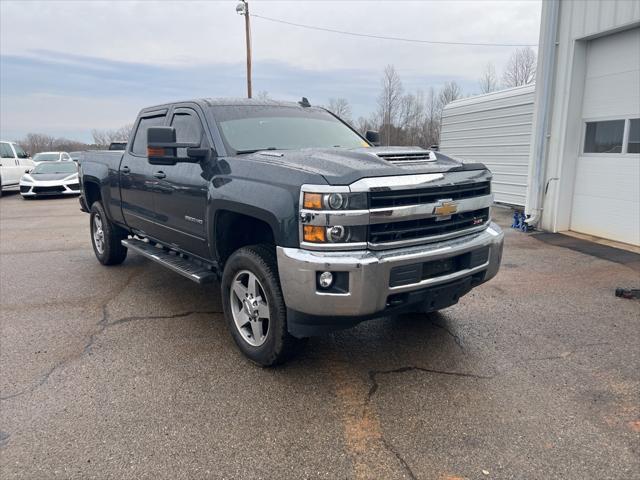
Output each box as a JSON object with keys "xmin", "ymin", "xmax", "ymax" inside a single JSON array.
[{"xmin": 122, "ymin": 238, "xmax": 217, "ymax": 284}]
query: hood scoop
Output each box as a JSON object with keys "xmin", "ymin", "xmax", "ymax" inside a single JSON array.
[{"xmin": 373, "ymin": 148, "xmax": 437, "ymax": 165}]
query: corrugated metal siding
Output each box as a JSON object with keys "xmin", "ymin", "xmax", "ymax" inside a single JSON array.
[{"xmin": 440, "ymin": 85, "xmax": 535, "ymax": 206}]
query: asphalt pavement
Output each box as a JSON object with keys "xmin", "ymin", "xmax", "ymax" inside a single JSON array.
[{"xmin": 1, "ymin": 191, "xmax": 638, "ymax": 479}]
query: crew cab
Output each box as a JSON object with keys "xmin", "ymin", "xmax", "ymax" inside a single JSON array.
[{"xmin": 79, "ymin": 98, "xmax": 503, "ymax": 366}]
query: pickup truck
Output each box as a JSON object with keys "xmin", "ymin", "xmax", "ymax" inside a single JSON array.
[{"xmin": 79, "ymin": 98, "xmax": 503, "ymax": 366}]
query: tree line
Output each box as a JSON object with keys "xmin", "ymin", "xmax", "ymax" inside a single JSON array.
[{"xmin": 12, "ymin": 47, "xmax": 535, "ymax": 154}]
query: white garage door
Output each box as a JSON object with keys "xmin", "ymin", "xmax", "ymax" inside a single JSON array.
[{"xmin": 571, "ymin": 27, "xmax": 640, "ymax": 246}]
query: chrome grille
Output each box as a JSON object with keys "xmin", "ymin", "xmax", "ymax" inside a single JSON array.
[{"xmin": 369, "ymin": 208, "xmax": 490, "ymax": 244}]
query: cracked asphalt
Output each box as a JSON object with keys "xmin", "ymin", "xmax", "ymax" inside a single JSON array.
[{"xmin": 1, "ymin": 192, "xmax": 639, "ymax": 480}]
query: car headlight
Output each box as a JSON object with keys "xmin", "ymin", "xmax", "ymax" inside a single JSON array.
[
  {"xmin": 64, "ymin": 173, "xmax": 79, "ymax": 181},
  {"xmin": 21, "ymin": 175, "xmax": 33, "ymax": 183},
  {"xmin": 302, "ymin": 192, "xmax": 367, "ymax": 210}
]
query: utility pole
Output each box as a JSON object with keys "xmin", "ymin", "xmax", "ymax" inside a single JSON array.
[{"xmin": 236, "ymin": 0, "xmax": 252, "ymax": 98}]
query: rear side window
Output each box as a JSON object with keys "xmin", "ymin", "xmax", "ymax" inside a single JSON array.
[
  {"xmin": 132, "ymin": 114, "xmax": 166, "ymax": 156},
  {"xmin": 0, "ymin": 143, "xmax": 14, "ymax": 158},
  {"xmin": 584, "ymin": 120, "xmax": 625, "ymax": 153}
]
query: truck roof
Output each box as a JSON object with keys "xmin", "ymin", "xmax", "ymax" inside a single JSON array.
[{"xmin": 140, "ymin": 98, "xmax": 319, "ymax": 113}]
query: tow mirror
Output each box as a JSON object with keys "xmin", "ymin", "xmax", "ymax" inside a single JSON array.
[
  {"xmin": 147, "ymin": 126, "xmax": 205, "ymax": 165},
  {"xmin": 365, "ymin": 130, "xmax": 380, "ymax": 146}
]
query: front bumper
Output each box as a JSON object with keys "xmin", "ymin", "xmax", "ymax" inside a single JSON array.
[
  {"xmin": 277, "ymin": 222, "xmax": 504, "ymax": 318},
  {"xmin": 20, "ymin": 180, "xmax": 80, "ymax": 196}
]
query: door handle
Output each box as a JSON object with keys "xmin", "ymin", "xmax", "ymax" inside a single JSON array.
[
  {"xmin": 121, "ymin": 166, "xmax": 131, "ymax": 174},
  {"xmin": 153, "ymin": 171, "xmax": 166, "ymax": 179}
]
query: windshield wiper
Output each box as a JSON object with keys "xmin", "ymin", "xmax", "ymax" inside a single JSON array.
[{"xmin": 236, "ymin": 147, "xmax": 278, "ymax": 155}]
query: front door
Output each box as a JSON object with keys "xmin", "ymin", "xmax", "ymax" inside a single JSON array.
[
  {"xmin": 0, "ymin": 143, "xmax": 23, "ymax": 187},
  {"xmin": 120, "ymin": 111, "xmax": 166, "ymax": 238},
  {"xmin": 152, "ymin": 107, "xmax": 210, "ymax": 258}
]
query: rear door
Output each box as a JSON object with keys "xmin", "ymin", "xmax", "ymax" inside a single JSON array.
[
  {"xmin": 120, "ymin": 111, "xmax": 167, "ymax": 237},
  {"xmin": 152, "ymin": 106, "xmax": 210, "ymax": 257}
]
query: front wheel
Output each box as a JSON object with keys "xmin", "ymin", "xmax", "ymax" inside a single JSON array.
[
  {"xmin": 221, "ymin": 244, "xmax": 299, "ymax": 366},
  {"xmin": 90, "ymin": 201, "xmax": 128, "ymax": 265}
]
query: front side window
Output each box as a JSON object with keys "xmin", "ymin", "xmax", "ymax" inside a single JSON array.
[
  {"xmin": 132, "ymin": 114, "xmax": 166, "ymax": 156},
  {"xmin": 171, "ymin": 110, "xmax": 203, "ymax": 156},
  {"xmin": 13, "ymin": 144, "xmax": 29, "ymax": 158},
  {"xmin": 213, "ymin": 106, "xmax": 367, "ymax": 154},
  {"xmin": 584, "ymin": 120, "xmax": 625, "ymax": 154},
  {"xmin": 627, "ymin": 118, "xmax": 640, "ymax": 154}
]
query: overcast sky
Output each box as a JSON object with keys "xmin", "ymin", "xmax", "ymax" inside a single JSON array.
[{"xmin": 0, "ymin": 0, "xmax": 541, "ymax": 142}]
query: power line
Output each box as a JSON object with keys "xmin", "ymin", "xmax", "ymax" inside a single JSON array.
[{"xmin": 251, "ymin": 13, "xmax": 538, "ymax": 48}]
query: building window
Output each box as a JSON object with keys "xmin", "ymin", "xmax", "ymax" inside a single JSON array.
[
  {"xmin": 584, "ymin": 120, "xmax": 625, "ymax": 154},
  {"xmin": 628, "ymin": 118, "xmax": 640, "ymax": 154}
]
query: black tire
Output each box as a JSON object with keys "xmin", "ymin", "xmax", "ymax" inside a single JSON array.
[
  {"xmin": 90, "ymin": 201, "xmax": 128, "ymax": 265},
  {"xmin": 221, "ymin": 244, "xmax": 299, "ymax": 366}
]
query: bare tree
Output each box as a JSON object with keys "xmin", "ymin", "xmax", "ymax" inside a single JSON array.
[
  {"xmin": 502, "ymin": 47, "xmax": 537, "ymax": 87},
  {"xmin": 377, "ymin": 65, "xmax": 404, "ymax": 146},
  {"xmin": 422, "ymin": 87, "xmax": 440, "ymax": 148},
  {"xmin": 256, "ymin": 90, "xmax": 271, "ymax": 100},
  {"xmin": 326, "ymin": 97, "xmax": 352, "ymax": 122},
  {"xmin": 91, "ymin": 124, "xmax": 133, "ymax": 147},
  {"xmin": 478, "ymin": 62, "xmax": 499, "ymax": 94},
  {"xmin": 17, "ymin": 133, "xmax": 91, "ymax": 155}
]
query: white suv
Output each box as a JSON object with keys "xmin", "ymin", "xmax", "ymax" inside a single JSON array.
[{"xmin": 0, "ymin": 141, "xmax": 34, "ymax": 196}]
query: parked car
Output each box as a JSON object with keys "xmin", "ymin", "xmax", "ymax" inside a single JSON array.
[
  {"xmin": 33, "ymin": 151, "xmax": 72, "ymax": 165},
  {"xmin": 108, "ymin": 141, "xmax": 127, "ymax": 151},
  {"xmin": 20, "ymin": 161, "xmax": 80, "ymax": 198},
  {"xmin": 1, "ymin": 140, "xmax": 34, "ymax": 196},
  {"xmin": 69, "ymin": 151, "xmax": 84, "ymax": 162},
  {"xmin": 79, "ymin": 98, "xmax": 503, "ymax": 366}
]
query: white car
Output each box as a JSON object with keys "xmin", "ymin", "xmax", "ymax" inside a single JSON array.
[
  {"xmin": 20, "ymin": 161, "xmax": 80, "ymax": 198},
  {"xmin": 1, "ymin": 140, "xmax": 34, "ymax": 196},
  {"xmin": 32, "ymin": 151, "xmax": 72, "ymax": 165}
]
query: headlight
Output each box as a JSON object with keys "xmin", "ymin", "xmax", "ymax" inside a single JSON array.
[
  {"xmin": 21, "ymin": 175, "xmax": 33, "ymax": 183},
  {"xmin": 64, "ymin": 173, "xmax": 79, "ymax": 181},
  {"xmin": 302, "ymin": 225, "xmax": 367, "ymax": 244},
  {"xmin": 302, "ymin": 192, "xmax": 367, "ymax": 210}
]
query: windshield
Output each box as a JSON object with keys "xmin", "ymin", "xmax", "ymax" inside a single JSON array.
[
  {"xmin": 32, "ymin": 162, "xmax": 77, "ymax": 174},
  {"xmin": 33, "ymin": 153, "xmax": 61, "ymax": 162},
  {"xmin": 213, "ymin": 106, "xmax": 368, "ymax": 154}
]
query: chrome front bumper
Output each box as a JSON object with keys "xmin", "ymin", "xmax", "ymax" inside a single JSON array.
[{"xmin": 277, "ymin": 222, "xmax": 504, "ymax": 317}]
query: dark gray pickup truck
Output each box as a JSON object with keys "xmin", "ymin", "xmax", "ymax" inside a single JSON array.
[{"xmin": 79, "ymin": 98, "xmax": 503, "ymax": 365}]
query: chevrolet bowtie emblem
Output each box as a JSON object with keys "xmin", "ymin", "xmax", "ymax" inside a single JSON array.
[{"xmin": 433, "ymin": 200, "xmax": 458, "ymax": 216}]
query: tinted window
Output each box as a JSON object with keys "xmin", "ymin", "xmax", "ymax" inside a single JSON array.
[
  {"xmin": 171, "ymin": 111, "xmax": 203, "ymax": 156},
  {"xmin": 132, "ymin": 114, "xmax": 166, "ymax": 155},
  {"xmin": 0, "ymin": 143, "xmax": 14, "ymax": 158},
  {"xmin": 628, "ymin": 118, "xmax": 640, "ymax": 154},
  {"xmin": 584, "ymin": 120, "xmax": 625, "ymax": 154}
]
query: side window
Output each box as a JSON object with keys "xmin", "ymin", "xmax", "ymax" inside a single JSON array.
[
  {"xmin": 584, "ymin": 120, "xmax": 625, "ymax": 154},
  {"xmin": 627, "ymin": 118, "xmax": 640, "ymax": 154},
  {"xmin": 171, "ymin": 110, "xmax": 203, "ymax": 156},
  {"xmin": 0, "ymin": 143, "xmax": 14, "ymax": 158},
  {"xmin": 13, "ymin": 144, "xmax": 29, "ymax": 159},
  {"xmin": 131, "ymin": 114, "xmax": 166, "ymax": 156},
  {"xmin": 62, "ymin": 153, "xmax": 70, "ymax": 160}
]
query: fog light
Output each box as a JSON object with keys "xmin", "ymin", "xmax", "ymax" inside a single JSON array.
[{"xmin": 318, "ymin": 271, "xmax": 333, "ymax": 288}]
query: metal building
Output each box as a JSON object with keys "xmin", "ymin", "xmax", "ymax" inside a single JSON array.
[
  {"xmin": 441, "ymin": 0, "xmax": 640, "ymax": 247},
  {"xmin": 440, "ymin": 85, "xmax": 535, "ymax": 206}
]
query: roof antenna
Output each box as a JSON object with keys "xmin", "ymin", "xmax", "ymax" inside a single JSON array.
[{"xmin": 299, "ymin": 97, "xmax": 311, "ymax": 107}]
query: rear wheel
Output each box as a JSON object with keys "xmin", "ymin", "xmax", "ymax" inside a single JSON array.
[
  {"xmin": 221, "ymin": 244, "xmax": 299, "ymax": 366},
  {"xmin": 90, "ymin": 201, "xmax": 128, "ymax": 265}
]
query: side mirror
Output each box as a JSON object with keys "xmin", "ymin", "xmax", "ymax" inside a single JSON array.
[
  {"xmin": 147, "ymin": 126, "xmax": 205, "ymax": 165},
  {"xmin": 365, "ymin": 130, "xmax": 381, "ymax": 146},
  {"xmin": 25, "ymin": 169, "xmax": 31, "ymax": 173}
]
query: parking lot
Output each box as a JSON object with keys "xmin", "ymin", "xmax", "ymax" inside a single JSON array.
[{"xmin": 0, "ymin": 191, "xmax": 638, "ymax": 479}]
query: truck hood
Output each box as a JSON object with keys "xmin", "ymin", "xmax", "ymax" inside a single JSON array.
[{"xmin": 238, "ymin": 147, "xmax": 483, "ymax": 185}]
